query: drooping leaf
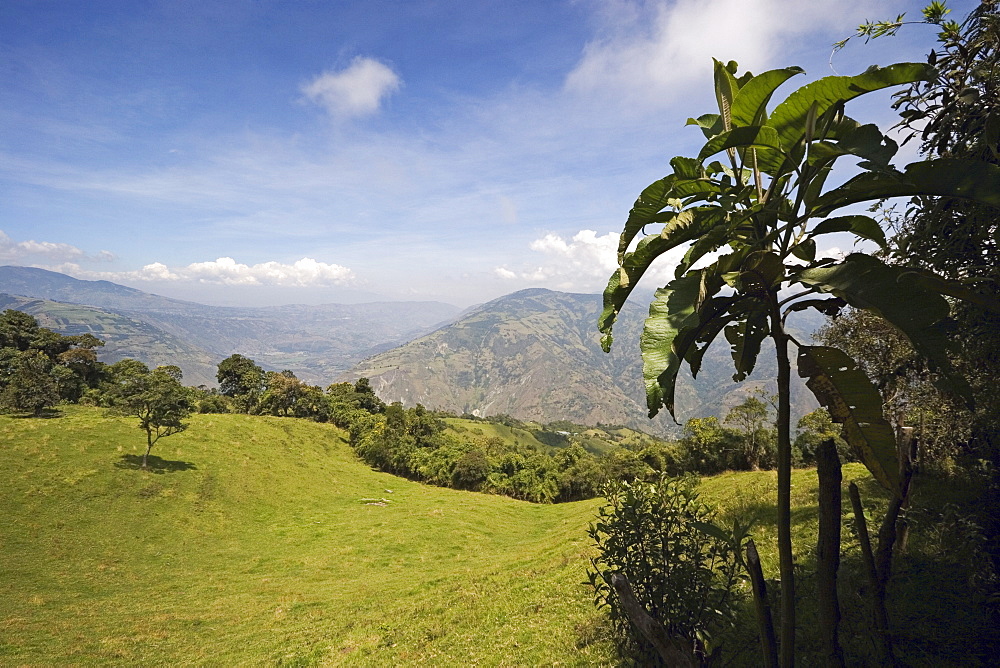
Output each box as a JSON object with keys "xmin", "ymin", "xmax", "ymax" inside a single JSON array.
[
  {"xmin": 790, "ymin": 238, "xmax": 817, "ymax": 262},
  {"xmin": 641, "ymin": 274, "xmax": 704, "ymax": 418},
  {"xmin": 795, "ymin": 253, "xmax": 973, "ymax": 405},
  {"xmin": 697, "ymin": 126, "xmax": 783, "ymax": 162},
  {"xmin": 767, "ymin": 63, "xmax": 933, "ymax": 160},
  {"xmin": 687, "ymin": 296, "xmax": 739, "ymax": 378},
  {"xmin": 809, "ymin": 215, "xmax": 887, "ymax": 250},
  {"xmin": 902, "ymin": 269, "xmax": 1000, "ymax": 314},
  {"xmin": 730, "ymin": 66, "xmax": 805, "ymax": 127},
  {"xmin": 619, "ymin": 175, "xmax": 678, "ymax": 257},
  {"xmin": 600, "ymin": 208, "xmax": 728, "ymax": 350},
  {"xmin": 811, "ymin": 158, "xmax": 1000, "ymax": 217},
  {"xmin": 686, "ymin": 113, "xmax": 725, "ymax": 139},
  {"xmin": 834, "ymin": 123, "xmax": 898, "ymax": 167},
  {"xmin": 797, "ymin": 345, "xmax": 900, "ymax": 494},
  {"xmin": 783, "ymin": 297, "xmax": 846, "ymax": 318},
  {"xmin": 641, "ymin": 269, "xmax": 729, "ymax": 418},
  {"xmin": 725, "ymin": 301, "xmax": 770, "ymax": 381}
]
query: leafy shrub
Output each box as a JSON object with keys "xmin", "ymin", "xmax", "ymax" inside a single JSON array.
[
  {"xmin": 452, "ymin": 448, "xmax": 490, "ymax": 490},
  {"xmin": 588, "ymin": 476, "xmax": 746, "ymax": 665}
]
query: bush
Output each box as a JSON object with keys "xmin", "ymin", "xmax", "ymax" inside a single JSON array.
[{"xmin": 588, "ymin": 476, "xmax": 746, "ymax": 665}]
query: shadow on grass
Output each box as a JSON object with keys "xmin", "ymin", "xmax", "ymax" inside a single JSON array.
[{"xmin": 115, "ymin": 454, "xmax": 198, "ymax": 474}]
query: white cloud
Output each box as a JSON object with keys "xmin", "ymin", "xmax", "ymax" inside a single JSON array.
[
  {"xmin": 0, "ymin": 229, "xmax": 114, "ymax": 263},
  {"xmin": 566, "ymin": 0, "xmax": 878, "ymax": 109},
  {"xmin": 57, "ymin": 257, "xmax": 356, "ymax": 287},
  {"xmin": 302, "ymin": 57, "xmax": 402, "ymax": 118},
  {"xmin": 496, "ymin": 229, "xmax": 684, "ymax": 293}
]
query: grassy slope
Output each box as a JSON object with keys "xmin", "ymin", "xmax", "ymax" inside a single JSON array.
[
  {"xmin": 1, "ymin": 407, "xmax": 611, "ymax": 666},
  {"xmin": 3, "ymin": 408, "xmax": 989, "ymax": 666}
]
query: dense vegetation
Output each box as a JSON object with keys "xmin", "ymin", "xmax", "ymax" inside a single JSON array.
[{"xmin": 593, "ymin": 2, "xmax": 1000, "ymax": 664}]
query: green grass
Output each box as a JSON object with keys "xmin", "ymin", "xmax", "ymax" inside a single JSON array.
[
  {"xmin": 442, "ymin": 417, "xmax": 553, "ymax": 451},
  {"xmin": 2, "ymin": 407, "xmax": 993, "ymax": 666},
  {"xmin": 1, "ymin": 406, "xmax": 611, "ymax": 666}
]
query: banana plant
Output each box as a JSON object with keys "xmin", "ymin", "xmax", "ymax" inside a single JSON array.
[{"xmin": 599, "ymin": 59, "xmax": 1000, "ymax": 666}]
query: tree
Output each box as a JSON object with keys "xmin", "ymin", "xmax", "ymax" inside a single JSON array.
[
  {"xmin": 598, "ymin": 57, "xmax": 1000, "ymax": 664},
  {"xmin": 724, "ymin": 392, "xmax": 776, "ymax": 470},
  {"xmin": 679, "ymin": 416, "xmax": 739, "ymax": 475},
  {"xmin": 0, "ymin": 350, "xmax": 59, "ymax": 416},
  {"xmin": 112, "ymin": 362, "xmax": 192, "ymax": 469},
  {"xmin": 0, "ymin": 309, "xmax": 40, "ymax": 351},
  {"xmin": 216, "ymin": 354, "xmax": 264, "ymax": 412},
  {"xmin": 884, "ymin": 1, "xmax": 1000, "ymax": 463},
  {"xmin": 794, "ymin": 407, "xmax": 849, "ymax": 466},
  {"xmin": 259, "ymin": 370, "xmax": 304, "ymax": 417}
]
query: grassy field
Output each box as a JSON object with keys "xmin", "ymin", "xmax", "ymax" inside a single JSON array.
[
  {"xmin": 2, "ymin": 406, "xmax": 613, "ymax": 666},
  {"xmin": 2, "ymin": 406, "xmax": 993, "ymax": 666}
]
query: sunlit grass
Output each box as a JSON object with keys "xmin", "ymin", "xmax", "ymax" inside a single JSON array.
[{"xmin": 2, "ymin": 406, "xmax": 991, "ymax": 665}]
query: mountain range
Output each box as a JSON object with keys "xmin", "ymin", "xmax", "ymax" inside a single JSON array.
[
  {"xmin": 1, "ymin": 266, "xmax": 821, "ymax": 432},
  {"xmin": 0, "ymin": 266, "xmax": 459, "ymax": 386},
  {"xmin": 343, "ymin": 288, "xmax": 821, "ymax": 436}
]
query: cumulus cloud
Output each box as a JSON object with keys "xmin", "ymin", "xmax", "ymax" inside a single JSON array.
[
  {"xmin": 566, "ymin": 0, "xmax": 874, "ymax": 109},
  {"xmin": 302, "ymin": 57, "xmax": 402, "ymax": 118},
  {"xmin": 0, "ymin": 229, "xmax": 113, "ymax": 263},
  {"xmin": 58, "ymin": 257, "xmax": 356, "ymax": 287},
  {"xmin": 495, "ymin": 229, "xmax": 684, "ymax": 292}
]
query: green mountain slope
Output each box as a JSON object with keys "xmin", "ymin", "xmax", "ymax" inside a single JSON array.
[
  {"xmin": 0, "ymin": 266, "xmax": 460, "ymax": 384},
  {"xmin": 5, "ymin": 407, "xmax": 987, "ymax": 666},
  {"xmin": 0, "ymin": 406, "xmax": 612, "ymax": 666},
  {"xmin": 0, "ymin": 293, "xmax": 219, "ymax": 386},
  {"xmin": 345, "ymin": 288, "xmax": 820, "ymax": 435}
]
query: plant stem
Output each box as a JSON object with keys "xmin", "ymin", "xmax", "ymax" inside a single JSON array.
[
  {"xmin": 769, "ymin": 294, "xmax": 795, "ymax": 667},
  {"xmin": 816, "ymin": 439, "xmax": 844, "ymax": 667}
]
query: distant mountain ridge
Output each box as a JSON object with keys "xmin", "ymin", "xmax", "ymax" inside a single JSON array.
[
  {"xmin": 0, "ymin": 266, "xmax": 461, "ymax": 385},
  {"xmin": 0, "ymin": 293, "xmax": 220, "ymax": 386},
  {"xmin": 1, "ymin": 267, "xmax": 821, "ymax": 429},
  {"xmin": 344, "ymin": 288, "xmax": 821, "ymax": 435}
]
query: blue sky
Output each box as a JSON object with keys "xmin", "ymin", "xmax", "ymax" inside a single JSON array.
[{"xmin": 0, "ymin": 0, "xmax": 977, "ymax": 306}]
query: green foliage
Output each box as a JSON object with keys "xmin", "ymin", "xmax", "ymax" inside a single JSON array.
[
  {"xmin": 793, "ymin": 407, "xmax": 850, "ymax": 465},
  {"xmin": 0, "ymin": 350, "xmax": 60, "ymax": 416},
  {"xmin": 679, "ymin": 417, "xmax": 740, "ymax": 475},
  {"xmin": 588, "ymin": 476, "xmax": 746, "ymax": 664},
  {"xmin": 0, "ymin": 309, "xmax": 107, "ymax": 413},
  {"xmin": 216, "ymin": 354, "xmax": 264, "ymax": 412},
  {"xmin": 109, "ymin": 362, "xmax": 193, "ymax": 467},
  {"xmin": 724, "ymin": 392, "xmax": 777, "ymax": 471}
]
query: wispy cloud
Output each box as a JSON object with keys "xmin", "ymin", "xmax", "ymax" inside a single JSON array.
[{"xmin": 302, "ymin": 57, "xmax": 402, "ymax": 119}]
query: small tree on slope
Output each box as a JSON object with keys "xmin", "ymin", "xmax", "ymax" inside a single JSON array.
[{"xmin": 112, "ymin": 362, "xmax": 192, "ymax": 469}]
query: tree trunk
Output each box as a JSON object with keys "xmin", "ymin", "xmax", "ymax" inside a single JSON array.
[
  {"xmin": 143, "ymin": 430, "xmax": 153, "ymax": 469},
  {"xmin": 608, "ymin": 572, "xmax": 698, "ymax": 667},
  {"xmin": 770, "ymin": 313, "xmax": 795, "ymax": 667},
  {"xmin": 849, "ymin": 482, "xmax": 895, "ymax": 666},
  {"xmin": 816, "ymin": 439, "xmax": 844, "ymax": 667},
  {"xmin": 747, "ymin": 538, "xmax": 778, "ymax": 668}
]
